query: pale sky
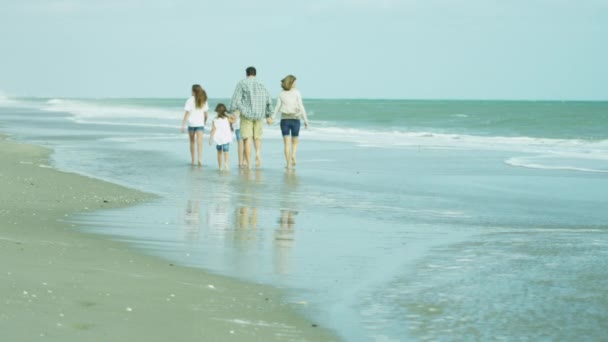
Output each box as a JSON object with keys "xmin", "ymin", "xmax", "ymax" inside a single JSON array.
[{"xmin": 0, "ymin": 0, "xmax": 607, "ymax": 100}]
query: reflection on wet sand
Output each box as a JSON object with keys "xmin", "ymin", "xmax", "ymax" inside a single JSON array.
[
  {"xmin": 183, "ymin": 199, "xmax": 201, "ymax": 240},
  {"xmin": 240, "ymin": 168, "xmax": 264, "ymax": 183},
  {"xmin": 206, "ymin": 173, "xmax": 231, "ymax": 243},
  {"xmin": 274, "ymin": 171, "xmax": 300, "ymax": 275},
  {"xmin": 234, "ymin": 169, "xmax": 262, "ymax": 246},
  {"xmin": 181, "ymin": 168, "xmax": 204, "ymax": 241},
  {"xmin": 274, "ymin": 210, "xmax": 297, "ymax": 275},
  {"xmin": 178, "ymin": 167, "xmax": 304, "ymax": 276},
  {"xmin": 234, "ymin": 206, "xmax": 259, "ymax": 246},
  {"xmin": 236, "ymin": 206, "xmax": 258, "ymax": 229},
  {"xmin": 279, "ymin": 210, "xmax": 296, "ymax": 229},
  {"xmin": 228, "ymin": 204, "xmax": 262, "ymax": 277}
]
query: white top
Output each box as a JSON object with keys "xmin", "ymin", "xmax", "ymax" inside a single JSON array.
[
  {"xmin": 272, "ymin": 89, "xmax": 307, "ymax": 120},
  {"xmin": 232, "ymin": 114, "xmax": 241, "ymax": 130},
  {"xmin": 212, "ymin": 117, "xmax": 233, "ymax": 145},
  {"xmin": 184, "ymin": 97, "xmax": 209, "ymax": 127}
]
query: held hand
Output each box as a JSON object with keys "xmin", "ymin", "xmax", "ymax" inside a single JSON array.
[
  {"xmin": 181, "ymin": 126, "xmax": 186, "ymax": 133},
  {"xmin": 266, "ymin": 118, "xmax": 274, "ymax": 125},
  {"xmin": 304, "ymin": 122, "xmax": 309, "ymax": 129},
  {"xmin": 209, "ymin": 139, "xmax": 213, "ymax": 146}
]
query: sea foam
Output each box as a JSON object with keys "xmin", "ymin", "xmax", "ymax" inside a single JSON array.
[
  {"xmin": 43, "ymin": 98, "xmax": 177, "ymax": 119},
  {"xmin": 17, "ymin": 97, "xmax": 608, "ymax": 174},
  {"xmin": 505, "ymin": 156, "xmax": 608, "ymax": 174}
]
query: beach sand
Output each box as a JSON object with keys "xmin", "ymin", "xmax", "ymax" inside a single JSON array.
[{"xmin": 0, "ymin": 136, "xmax": 336, "ymax": 341}]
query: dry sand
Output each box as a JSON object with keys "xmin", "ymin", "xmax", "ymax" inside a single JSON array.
[{"xmin": 0, "ymin": 136, "xmax": 336, "ymax": 341}]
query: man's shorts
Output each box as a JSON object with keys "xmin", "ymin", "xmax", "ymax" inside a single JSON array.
[{"xmin": 240, "ymin": 117, "xmax": 263, "ymax": 140}]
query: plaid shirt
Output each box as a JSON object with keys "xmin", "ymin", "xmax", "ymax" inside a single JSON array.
[{"xmin": 229, "ymin": 77, "xmax": 273, "ymax": 121}]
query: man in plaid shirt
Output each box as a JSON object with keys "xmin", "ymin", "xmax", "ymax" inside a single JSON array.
[{"xmin": 229, "ymin": 66, "xmax": 273, "ymax": 169}]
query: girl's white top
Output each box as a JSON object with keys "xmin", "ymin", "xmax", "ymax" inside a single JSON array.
[
  {"xmin": 272, "ymin": 89, "xmax": 306, "ymax": 120},
  {"xmin": 212, "ymin": 117, "xmax": 232, "ymax": 145},
  {"xmin": 184, "ymin": 97, "xmax": 208, "ymax": 127}
]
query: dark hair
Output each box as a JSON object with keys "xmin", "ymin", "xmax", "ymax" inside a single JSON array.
[
  {"xmin": 246, "ymin": 66, "xmax": 257, "ymax": 76},
  {"xmin": 215, "ymin": 103, "xmax": 228, "ymax": 118},
  {"xmin": 215, "ymin": 103, "xmax": 233, "ymax": 131}
]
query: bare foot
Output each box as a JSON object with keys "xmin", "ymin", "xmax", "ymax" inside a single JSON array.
[
  {"xmin": 225, "ymin": 166, "xmax": 230, "ymax": 172},
  {"xmin": 198, "ymin": 161, "xmax": 202, "ymax": 166},
  {"xmin": 285, "ymin": 164, "xmax": 291, "ymax": 170},
  {"xmin": 256, "ymin": 157, "xmax": 262, "ymax": 168},
  {"xmin": 291, "ymin": 157, "xmax": 297, "ymax": 167}
]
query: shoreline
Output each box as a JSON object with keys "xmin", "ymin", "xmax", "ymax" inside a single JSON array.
[{"xmin": 0, "ymin": 135, "xmax": 336, "ymax": 341}]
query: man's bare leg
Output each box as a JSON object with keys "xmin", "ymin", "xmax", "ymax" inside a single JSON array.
[
  {"xmin": 244, "ymin": 138, "xmax": 252, "ymax": 169},
  {"xmin": 238, "ymin": 139, "xmax": 244, "ymax": 167},
  {"xmin": 254, "ymin": 138, "xmax": 262, "ymax": 168}
]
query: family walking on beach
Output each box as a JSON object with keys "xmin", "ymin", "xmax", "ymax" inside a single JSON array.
[{"xmin": 180, "ymin": 66, "xmax": 309, "ymax": 171}]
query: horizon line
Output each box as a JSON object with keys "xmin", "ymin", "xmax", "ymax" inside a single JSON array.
[{"xmin": 8, "ymin": 95, "xmax": 608, "ymax": 102}]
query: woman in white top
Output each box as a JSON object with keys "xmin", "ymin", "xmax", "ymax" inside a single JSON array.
[
  {"xmin": 181, "ymin": 84, "xmax": 209, "ymax": 166},
  {"xmin": 271, "ymin": 75, "xmax": 309, "ymax": 169},
  {"xmin": 209, "ymin": 103, "xmax": 233, "ymax": 171}
]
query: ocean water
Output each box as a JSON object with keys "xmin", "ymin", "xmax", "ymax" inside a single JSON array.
[{"xmin": 1, "ymin": 97, "xmax": 607, "ymax": 341}]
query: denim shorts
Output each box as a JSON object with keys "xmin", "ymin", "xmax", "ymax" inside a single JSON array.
[
  {"xmin": 188, "ymin": 126, "xmax": 204, "ymax": 133},
  {"xmin": 216, "ymin": 143, "xmax": 230, "ymax": 152},
  {"xmin": 280, "ymin": 119, "xmax": 301, "ymax": 137},
  {"xmin": 234, "ymin": 129, "xmax": 242, "ymax": 141}
]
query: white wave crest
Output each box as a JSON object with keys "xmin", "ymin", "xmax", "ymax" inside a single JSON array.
[
  {"xmin": 304, "ymin": 126, "xmax": 608, "ymax": 174},
  {"xmin": 0, "ymin": 92, "xmax": 19, "ymax": 107},
  {"xmin": 9, "ymin": 97, "xmax": 608, "ymax": 175},
  {"xmin": 46, "ymin": 98, "xmax": 64, "ymax": 105},
  {"xmin": 307, "ymin": 125, "xmax": 608, "ymax": 154},
  {"xmin": 71, "ymin": 119, "xmax": 178, "ymax": 129},
  {"xmin": 505, "ymin": 156, "xmax": 608, "ymax": 174},
  {"xmin": 42, "ymin": 98, "xmax": 178, "ymax": 120}
]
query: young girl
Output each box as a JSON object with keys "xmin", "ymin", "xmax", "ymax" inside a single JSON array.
[
  {"xmin": 230, "ymin": 110, "xmax": 246, "ymax": 168},
  {"xmin": 271, "ymin": 75, "xmax": 309, "ymax": 169},
  {"xmin": 181, "ymin": 84, "xmax": 209, "ymax": 166},
  {"xmin": 209, "ymin": 104, "xmax": 233, "ymax": 171}
]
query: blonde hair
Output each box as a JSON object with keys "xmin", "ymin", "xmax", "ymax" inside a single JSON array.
[
  {"xmin": 281, "ymin": 75, "xmax": 296, "ymax": 91},
  {"xmin": 192, "ymin": 84, "xmax": 208, "ymax": 109}
]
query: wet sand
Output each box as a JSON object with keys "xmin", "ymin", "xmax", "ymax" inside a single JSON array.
[{"xmin": 0, "ymin": 136, "xmax": 336, "ymax": 341}]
